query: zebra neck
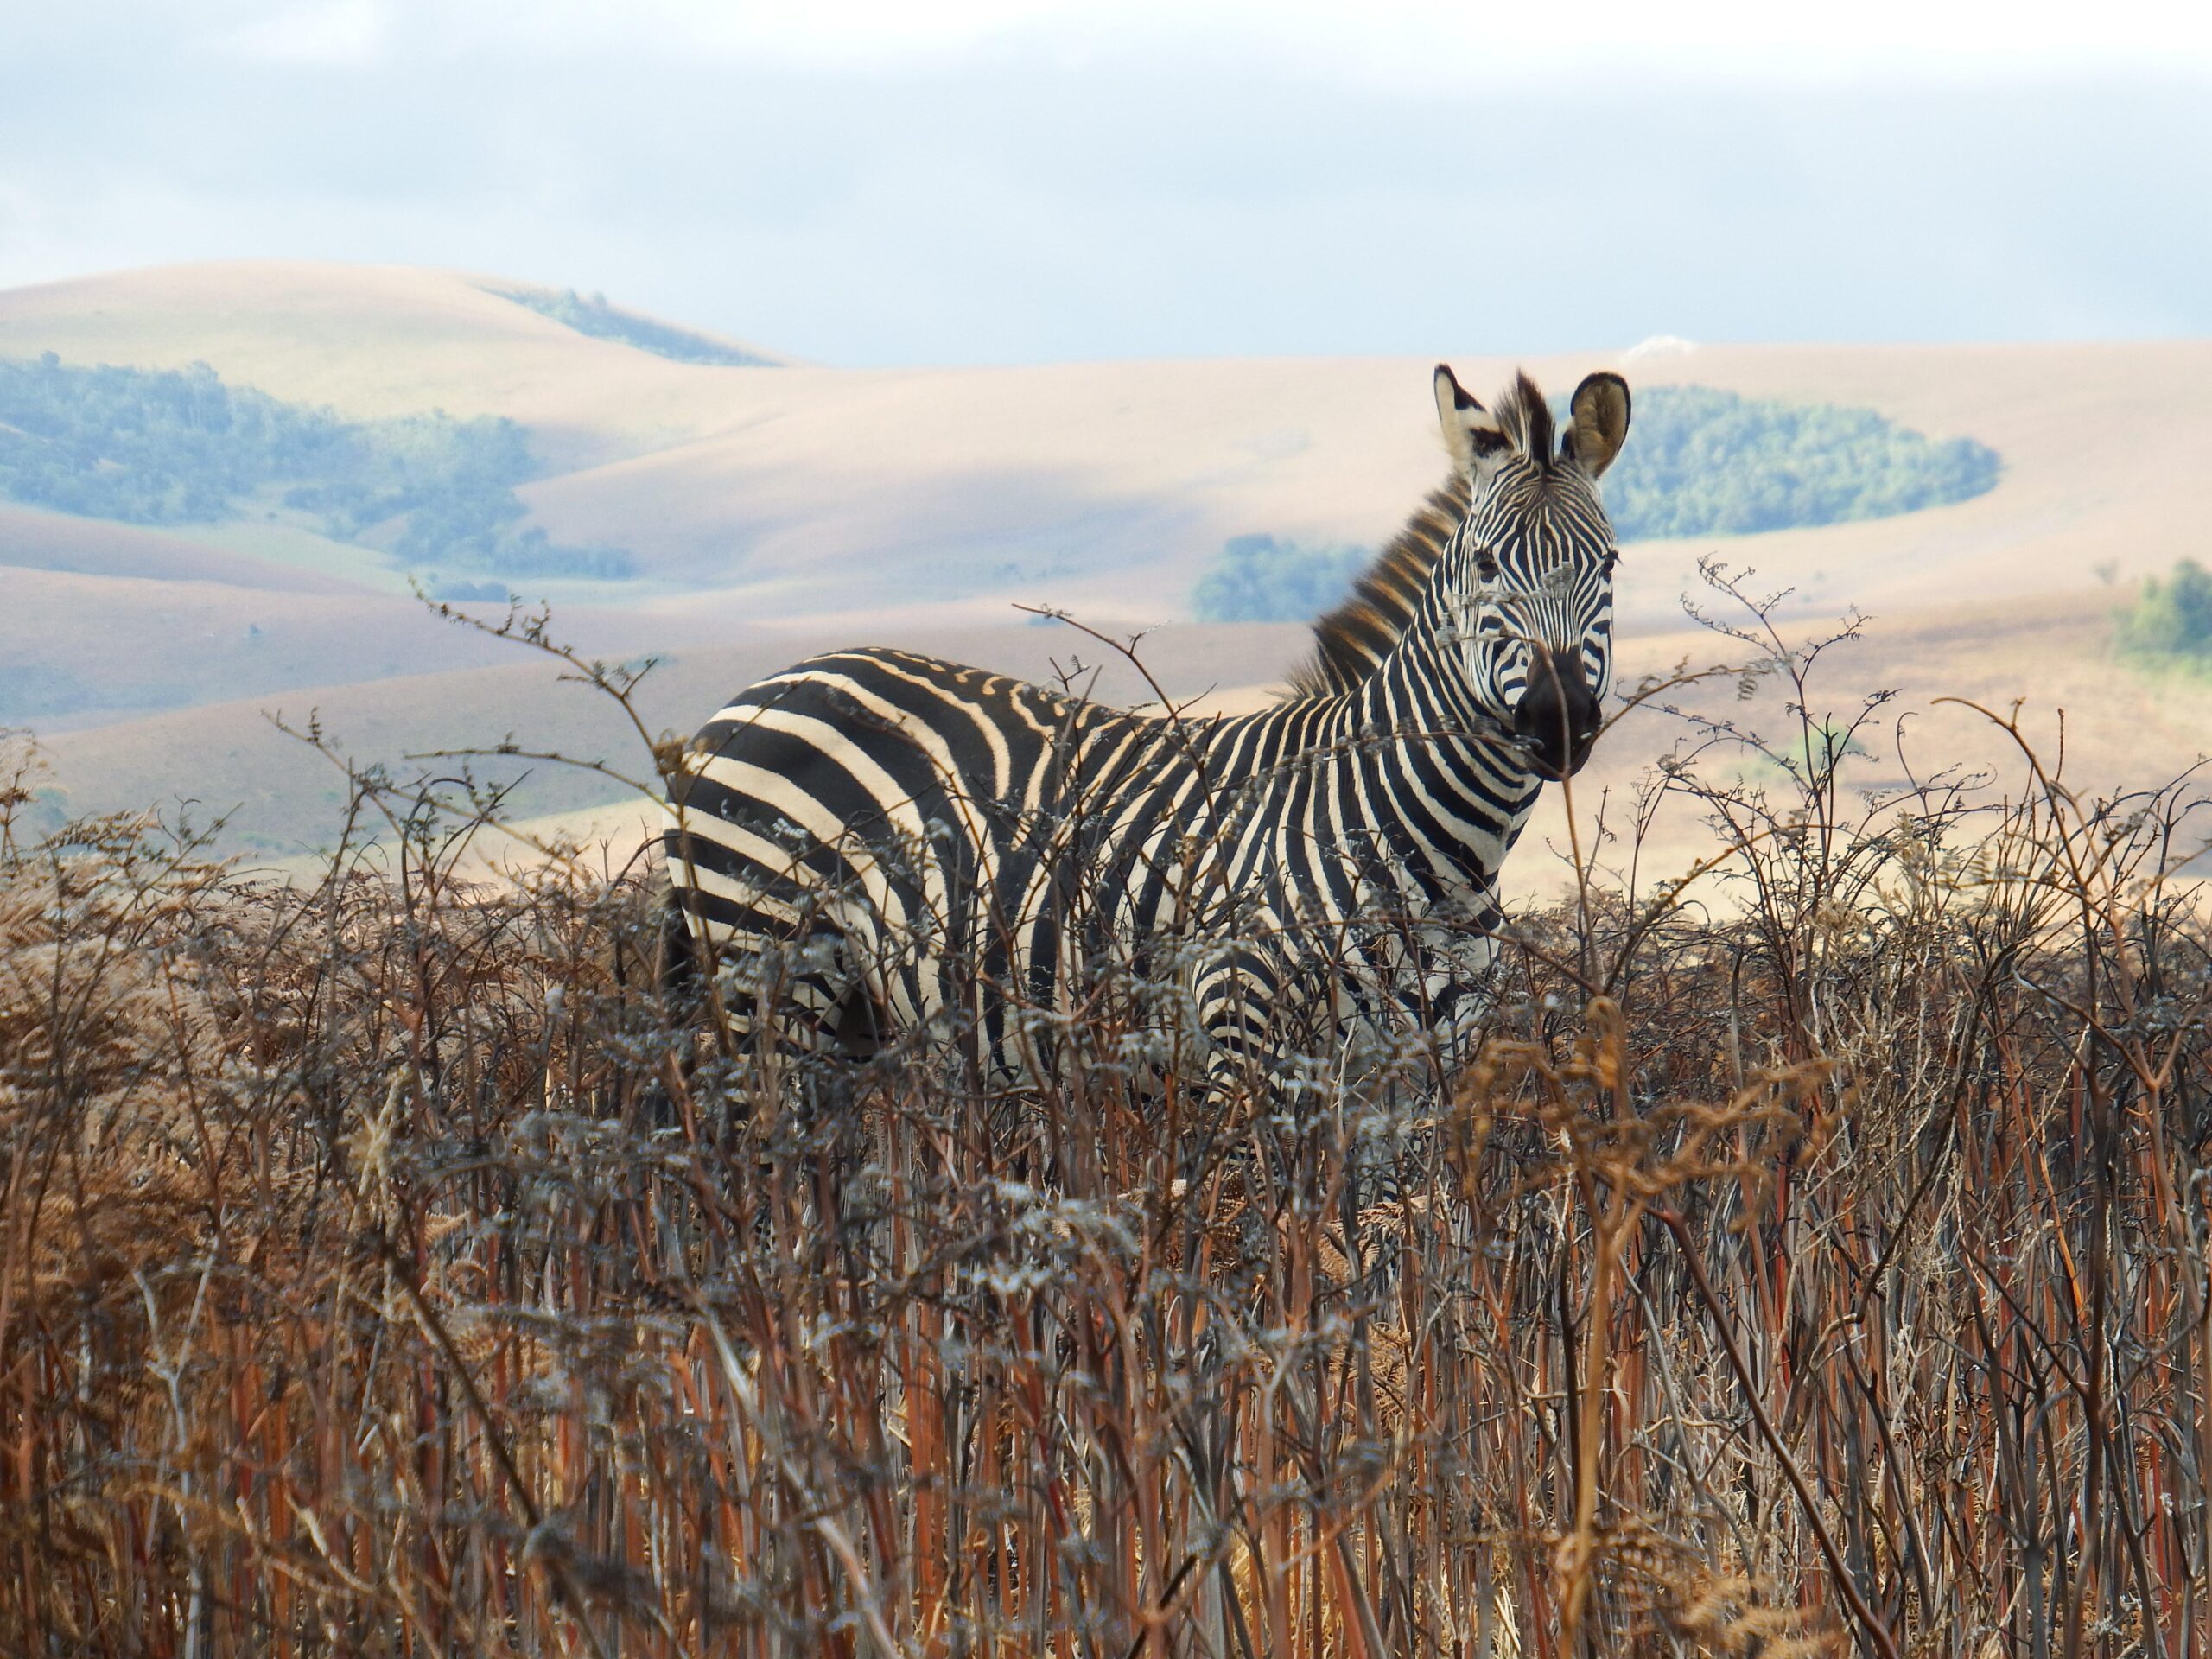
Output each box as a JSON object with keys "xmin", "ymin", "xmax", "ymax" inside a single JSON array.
[
  {"xmin": 1363, "ymin": 599, "xmax": 1522, "ymax": 762},
  {"xmin": 1310, "ymin": 593, "xmax": 1545, "ymax": 884}
]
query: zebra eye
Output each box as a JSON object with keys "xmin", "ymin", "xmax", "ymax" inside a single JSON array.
[
  {"xmin": 1475, "ymin": 550, "xmax": 1500, "ymax": 582},
  {"xmin": 1599, "ymin": 549, "xmax": 1619, "ymax": 576}
]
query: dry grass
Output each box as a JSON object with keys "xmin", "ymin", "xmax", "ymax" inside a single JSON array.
[{"xmin": 3, "ymin": 590, "xmax": 2209, "ymax": 1657}]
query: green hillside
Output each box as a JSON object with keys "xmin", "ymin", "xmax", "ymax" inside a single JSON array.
[{"xmin": 0, "ymin": 353, "xmax": 633, "ymax": 583}]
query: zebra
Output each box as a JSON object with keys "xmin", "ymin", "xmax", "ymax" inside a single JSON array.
[{"xmin": 661, "ymin": 365, "xmax": 1630, "ymax": 1083}]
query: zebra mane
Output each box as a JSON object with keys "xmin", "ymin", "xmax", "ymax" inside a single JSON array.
[
  {"xmin": 1283, "ymin": 371, "xmax": 1560, "ymax": 702},
  {"xmin": 1494, "ymin": 370, "xmax": 1554, "ymax": 470},
  {"xmin": 1283, "ymin": 472, "xmax": 1471, "ymax": 700}
]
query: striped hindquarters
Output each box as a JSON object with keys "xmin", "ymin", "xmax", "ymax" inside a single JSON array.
[{"xmin": 662, "ymin": 647, "xmax": 1187, "ymax": 1054}]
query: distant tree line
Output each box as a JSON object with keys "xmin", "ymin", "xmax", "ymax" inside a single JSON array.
[
  {"xmin": 1190, "ymin": 533, "xmax": 1368, "ymax": 624},
  {"xmin": 487, "ymin": 286, "xmax": 779, "ymax": 368},
  {"xmin": 1192, "ymin": 385, "xmax": 2004, "ymax": 623},
  {"xmin": 0, "ymin": 353, "xmax": 636, "ymax": 580}
]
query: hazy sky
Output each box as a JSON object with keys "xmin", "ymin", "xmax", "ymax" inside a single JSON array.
[{"xmin": 3, "ymin": 0, "xmax": 2209, "ymax": 365}]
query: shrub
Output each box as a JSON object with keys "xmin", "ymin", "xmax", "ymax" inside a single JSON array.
[{"xmin": 2117, "ymin": 556, "xmax": 2212, "ymax": 660}]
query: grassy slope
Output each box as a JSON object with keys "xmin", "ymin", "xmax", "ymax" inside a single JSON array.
[
  {"xmin": 0, "ymin": 499, "xmax": 370, "ymax": 593},
  {"xmin": 14, "ymin": 266, "xmax": 2203, "ymax": 623},
  {"xmin": 0, "ymin": 561, "xmax": 738, "ymax": 731},
  {"xmin": 35, "ymin": 617, "xmax": 1309, "ymax": 855},
  {"xmin": 7, "ymin": 267, "xmax": 2202, "ymax": 629}
]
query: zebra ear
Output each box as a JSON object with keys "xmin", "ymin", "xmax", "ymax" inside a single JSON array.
[
  {"xmin": 1564, "ymin": 372, "xmax": 1632, "ymax": 477},
  {"xmin": 1434, "ymin": 364, "xmax": 1506, "ymax": 473}
]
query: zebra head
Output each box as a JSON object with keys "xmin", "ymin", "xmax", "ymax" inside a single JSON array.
[{"xmin": 1433, "ymin": 365, "xmax": 1631, "ymax": 779}]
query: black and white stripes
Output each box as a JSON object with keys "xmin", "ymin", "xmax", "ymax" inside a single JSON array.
[{"xmin": 663, "ymin": 365, "xmax": 1631, "ymax": 1075}]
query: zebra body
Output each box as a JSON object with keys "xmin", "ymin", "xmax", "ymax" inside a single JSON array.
[{"xmin": 664, "ymin": 366, "xmax": 1631, "ymax": 1076}]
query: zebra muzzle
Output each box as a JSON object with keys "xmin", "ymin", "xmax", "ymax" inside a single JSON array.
[{"xmin": 1512, "ymin": 646, "xmax": 1601, "ymax": 779}]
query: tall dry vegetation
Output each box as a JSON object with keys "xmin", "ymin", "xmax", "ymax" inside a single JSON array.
[{"xmin": 2, "ymin": 587, "xmax": 2208, "ymax": 1657}]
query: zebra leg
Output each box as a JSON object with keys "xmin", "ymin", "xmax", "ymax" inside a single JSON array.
[
  {"xmin": 653, "ymin": 878, "xmax": 895, "ymax": 1142},
  {"xmin": 1413, "ymin": 921, "xmax": 1503, "ymax": 1075},
  {"xmin": 1189, "ymin": 947, "xmax": 1293, "ymax": 1097},
  {"xmin": 639, "ymin": 875, "xmax": 713, "ymax": 1127},
  {"xmin": 1160, "ymin": 950, "xmax": 1281, "ymax": 1249},
  {"xmin": 717, "ymin": 914, "xmax": 887, "ymax": 1059}
]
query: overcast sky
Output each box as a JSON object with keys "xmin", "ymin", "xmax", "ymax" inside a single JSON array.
[{"xmin": 3, "ymin": 0, "xmax": 2209, "ymax": 365}]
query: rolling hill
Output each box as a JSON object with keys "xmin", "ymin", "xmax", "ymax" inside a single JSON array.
[{"xmin": 3, "ymin": 258, "xmax": 2208, "ymax": 870}]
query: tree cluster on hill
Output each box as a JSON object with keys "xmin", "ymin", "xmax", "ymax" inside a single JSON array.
[
  {"xmin": 1192, "ymin": 385, "xmax": 2004, "ymax": 622},
  {"xmin": 1602, "ymin": 385, "xmax": 2001, "ymax": 541},
  {"xmin": 0, "ymin": 353, "xmax": 636, "ymax": 580},
  {"xmin": 2117, "ymin": 557, "xmax": 2212, "ymax": 664},
  {"xmin": 486, "ymin": 286, "xmax": 779, "ymax": 367}
]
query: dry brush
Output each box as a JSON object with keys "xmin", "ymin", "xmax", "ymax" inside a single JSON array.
[{"xmin": 3, "ymin": 592, "xmax": 2209, "ymax": 1657}]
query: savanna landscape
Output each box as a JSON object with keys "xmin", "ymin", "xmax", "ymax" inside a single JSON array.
[
  {"xmin": 2, "ymin": 260, "xmax": 2207, "ymax": 874},
  {"xmin": 3, "ymin": 251, "xmax": 2210, "ymax": 1657}
]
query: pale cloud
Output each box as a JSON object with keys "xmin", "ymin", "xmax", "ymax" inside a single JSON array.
[
  {"xmin": 2, "ymin": 3, "xmax": 2209, "ymax": 364},
  {"xmin": 0, "ymin": 182, "xmax": 59, "ymax": 274},
  {"xmin": 167, "ymin": 0, "xmax": 2212, "ymax": 79},
  {"xmin": 309, "ymin": 0, "xmax": 2212, "ymax": 79},
  {"xmin": 229, "ymin": 0, "xmax": 391, "ymax": 67},
  {"xmin": 1274, "ymin": 0, "xmax": 2212, "ymax": 79}
]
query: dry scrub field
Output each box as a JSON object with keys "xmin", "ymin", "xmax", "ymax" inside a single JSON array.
[{"xmin": 3, "ymin": 598, "xmax": 2209, "ymax": 1658}]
